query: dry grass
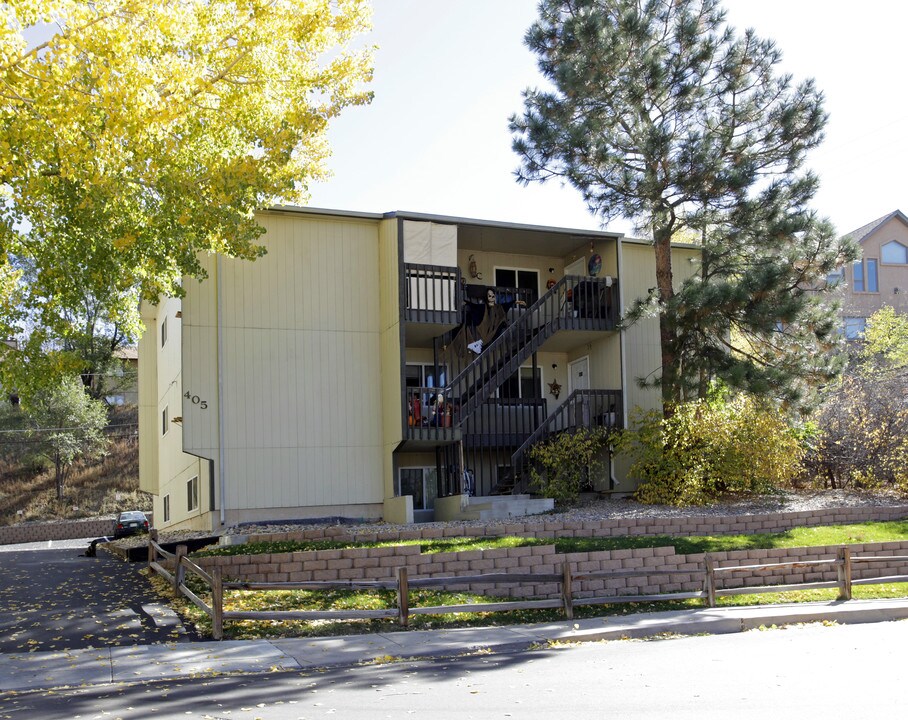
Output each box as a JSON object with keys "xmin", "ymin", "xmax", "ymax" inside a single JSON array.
[{"xmin": 0, "ymin": 405, "xmax": 149, "ymax": 525}]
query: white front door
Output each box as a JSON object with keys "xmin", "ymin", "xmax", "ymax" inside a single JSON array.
[{"xmin": 568, "ymin": 356, "xmax": 590, "ymax": 393}]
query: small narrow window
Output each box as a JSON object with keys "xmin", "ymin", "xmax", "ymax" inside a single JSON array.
[
  {"xmin": 163, "ymin": 495, "xmax": 170, "ymax": 523},
  {"xmin": 162, "ymin": 406, "xmax": 168, "ymax": 435},
  {"xmin": 161, "ymin": 317, "xmax": 168, "ymax": 347},
  {"xmin": 853, "ymin": 259, "xmax": 879, "ymax": 293},
  {"xmin": 866, "ymin": 259, "xmax": 878, "ymax": 292},
  {"xmin": 187, "ymin": 476, "xmax": 199, "ymax": 512}
]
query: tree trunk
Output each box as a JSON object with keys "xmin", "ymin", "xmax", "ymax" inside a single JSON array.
[
  {"xmin": 653, "ymin": 226, "xmax": 677, "ymax": 416},
  {"xmin": 55, "ymin": 455, "xmax": 65, "ymax": 501}
]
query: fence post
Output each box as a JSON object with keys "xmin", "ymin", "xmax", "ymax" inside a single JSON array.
[
  {"xmin": 174, "ymin": 544, "xmax": 187, "ymax": 595},
  {"xmin": 562, "ymin": 560, "xmax": 574, "ymax": 620},
  {"xmin": 704, "ymin": 554, "xmax": 717, "ymax": 608},
  {"xmin": 211, "ymin": 566, "xmax": 224, "ymax": 641},
  {"xmin": 837, "ymin": 546, "xmax": 853, "ymax": 601},
  {"xmin": 148, "ymin": 529, "xmax": 158, "ymax": 569},
  {"xmin": 396, "ymin": 566, "xmax": 410, "ymax": 627}
]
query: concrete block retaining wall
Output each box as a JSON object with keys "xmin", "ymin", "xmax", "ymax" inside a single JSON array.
[
  {"xmin": 194, "ymin": 540, "xmax": 908, "ymax": 602},
  {"xmin": 0, "ymin": 513, "xmax": 154, "ymax": 546},
  {"xmin": 0, "ymin": 518, "xmax": 117, "ymax": 545}
]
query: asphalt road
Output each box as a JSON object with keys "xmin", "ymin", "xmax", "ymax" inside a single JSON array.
[
  {"xmin": 1, "ymin": 619, "xmax": 904, "ymax": 719},
  {"xmin": 0, "ymin": 543, "xmax": 197, "ymax": 653}
]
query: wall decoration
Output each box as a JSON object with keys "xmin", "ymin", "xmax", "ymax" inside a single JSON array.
[
  {"xmin": 588, "ymin": 253, "xmax": 602, "ymax": 277},
  {"xmin": 548, "ymin": 379, "xmax": 562, "ymax": 400},
  {"xmin": 468, "ymin": 254, "xmax": 482, "ymax": 280}
]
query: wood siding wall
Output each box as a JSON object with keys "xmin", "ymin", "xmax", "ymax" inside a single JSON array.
[
  {"xmin": 181, "ymin": 212, "xmax": 386, "ymax": 518},
  {"xmin": 138, "ymin": 294, "xmax": 209, "ymax": 530}
]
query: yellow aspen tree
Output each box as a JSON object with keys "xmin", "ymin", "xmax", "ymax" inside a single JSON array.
[{"xmin": 0, "ymin": 1, "xmax": 373, "ymax": 387}]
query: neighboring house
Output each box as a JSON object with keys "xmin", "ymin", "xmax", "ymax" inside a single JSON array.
[
  {"xmin": 139, "ymin": 207, "xmax": 698, "ymax": 531},
  {"xmin": 107, "ymin": 346, "xmax": 139, "ymax": 406},
  {"xmin": 836, "ymin": 210, "xmax": 908, "ymax": 338}
]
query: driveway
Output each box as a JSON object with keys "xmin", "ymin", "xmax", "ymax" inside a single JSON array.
[{"xmin": 0, "ymin": 540, "xmax": 199, "ymax": 653}]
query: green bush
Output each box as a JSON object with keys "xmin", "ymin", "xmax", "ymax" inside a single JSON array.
[
  {"xmin": 615, "ymin": 393, "xmax": 803, "ymax": 505},
  {"xmin": 528, "ymin": 427, "xmax": 611, "ymax": 504}
]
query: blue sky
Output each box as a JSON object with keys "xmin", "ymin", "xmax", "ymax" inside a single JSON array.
[{"xmin": 307, "ymin": 0, "xmax": 908, "ymax": 238}]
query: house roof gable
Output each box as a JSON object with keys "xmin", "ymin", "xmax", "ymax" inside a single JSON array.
[{"xmin": 844, "ymin": 209, "xmax": 908, "ymax": 245}]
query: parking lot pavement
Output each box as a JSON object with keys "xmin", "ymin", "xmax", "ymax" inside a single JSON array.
[
  {"xmin": 0, "ymin": 537, "xmax": 102, "ymax": 552},
  {"xmin": 0, "ymin": 545, "xmax": 199, "ymax": 653}
]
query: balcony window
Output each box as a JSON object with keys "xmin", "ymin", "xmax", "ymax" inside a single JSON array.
[{"xmin": 498, "ymin": 366, "xmax": 542, "ymax": 400}]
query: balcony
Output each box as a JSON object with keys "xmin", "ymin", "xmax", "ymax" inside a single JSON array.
[{"xmin": 404, "ymin": 263, "xmax": 461, "ymax": 325}]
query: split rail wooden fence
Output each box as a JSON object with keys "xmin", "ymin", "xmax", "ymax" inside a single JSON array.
[{"xmin": 146, "ymin": 532, "xmax": 908, "ymax": 641}]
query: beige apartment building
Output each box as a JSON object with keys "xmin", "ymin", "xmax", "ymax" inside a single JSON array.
[
  {"xmin": 837, "ymin": 209, "xmax": 908, "ymax": 338},
  {"xmin": 139, "ymin": 207, "xmax": 697, "ymax": 531}
]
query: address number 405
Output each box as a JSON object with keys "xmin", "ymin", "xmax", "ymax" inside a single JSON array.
[{"xmin": 184, "ymin": 391, "xmax": 208, "ymax": 410}]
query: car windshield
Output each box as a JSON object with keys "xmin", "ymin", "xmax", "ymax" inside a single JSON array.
[{"xmin": 119, "ymin": 512, "xmax": 146, "ymax": 521}]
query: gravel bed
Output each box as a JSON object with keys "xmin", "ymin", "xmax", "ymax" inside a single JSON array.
[
  {"xmin": 220, "ymin": 489, "xmax": 908, "ymax": 542},
  {"xmin": 113, "ymin": 490, "xmax": 907, "ymax": 549}
]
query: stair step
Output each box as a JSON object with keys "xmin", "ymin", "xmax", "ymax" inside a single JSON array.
[{"xmin": 450, "ymin": 497, "xmax": 554, "ymax": 521}]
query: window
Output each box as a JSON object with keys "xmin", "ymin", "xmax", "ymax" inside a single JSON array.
[
  {"xmin": 826, "ymin": 268, "xmax": 844, "ymax": 287},
  {"xmin": 881, "ymin": 241, "xmax": 908, "ymax": 264},
  {"xmin": 852, "ymin": 259, "xmax": 878, "ymax": 292},
  {"xmin": 161, "ymin": 317, "xmax": 167, "ymax": 347},
  {"xmin": 494, "ymin": 268, "xmax": 540, "ymax": 304},
  {"xmin": 397, "ymin": 467, "xmax": 438, "ymax": 511},
  {"xmin": 844, "ymin": 317, "xmax": 866, "ymax": 340},
  {"xmin": 162, "ymin": 406, "xmax": 168, "ymax": 435},
  {"xmin": 163, "ymin": 495, "xmax": 170, "ymax": 523},
  {"xmin": 499, "ymin": 366, "xmax": 542, "ymax": 400},
  {"xmin": 186, "ymin": 476, "xmax": 199, "ymax": 512}
]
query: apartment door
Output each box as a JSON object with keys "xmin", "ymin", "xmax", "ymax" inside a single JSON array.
[
  {"xmin": 568, "ymin": 356, "xmax": 590, "ymax": 393},
  {"xmin": 568, "ymin": 356, "xmax": 590, "ymax": 426}
]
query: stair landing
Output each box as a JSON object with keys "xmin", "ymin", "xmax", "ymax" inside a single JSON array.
[{"xmin": 443, "ymin": 494, "xmax": 554, "ymax": 522}]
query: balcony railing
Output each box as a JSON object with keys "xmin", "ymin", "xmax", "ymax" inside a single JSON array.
[{"xmin": 404, "ymin": 263, "xmax": 461, "ymax": 323}]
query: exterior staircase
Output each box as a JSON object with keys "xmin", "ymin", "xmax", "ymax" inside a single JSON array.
[
  {"xmin": 444, "ymin": 275, "xmax": 618, "ymax": 422},
  {"xmin": 490, "ymin": 389, "xmax": 623, "ymax": 496}
]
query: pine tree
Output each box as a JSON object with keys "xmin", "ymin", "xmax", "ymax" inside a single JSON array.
[{"xmin": 511, "ymin": 0, "xmax": 855, "ymax": 412}]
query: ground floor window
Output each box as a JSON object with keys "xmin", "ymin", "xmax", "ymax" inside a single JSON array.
[
  {"xmin": 397, "ymin": 467, "xmax": 438, "ymax": 511},
  {"xmin": 186, "ymin": 476, "xmax": 199, "ymax": 512},
  {"xmin": 844, "ymin": 317, "xmax": 866, "ymax": 339},
  {"xmin": 163, "ymin": 495, "xmax": 170, "ymax": 523}
]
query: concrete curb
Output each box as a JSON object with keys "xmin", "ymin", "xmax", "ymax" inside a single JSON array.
[{"xmin": 1, "ymin": 598, "xmax": 907, "ymax": 693}]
